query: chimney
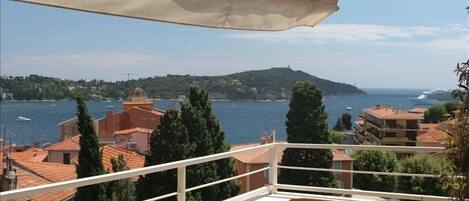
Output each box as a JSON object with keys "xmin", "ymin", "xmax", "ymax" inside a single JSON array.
[
  {"xmin": 105, "ymin": 111, "xmax": 114, "ymax": 131},
  {"xmin": 0, "ymin": 156, "xmax": 17, "ymax": 192},
  {"xmin": 259, "ymin": 131, "xmax": 274, "ymax": 144}
]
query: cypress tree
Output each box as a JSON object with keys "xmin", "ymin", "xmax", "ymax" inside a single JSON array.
[
  {"xmin": 333, "ymin": 117, "xmax": 344, "ymax": 131},
  {"xmin": 136, "ymin": 109, "xmax": 193, "ymax": 201},
  {"xmin": 75, "ymin": 96, "xmax": 107, "ymax": 201},
  {"xmin": 279, "ymin": 81, "xmax": 335, "ymax": 187},
  {"xmin": 107, "ymin": 154, "xmax": 136, "ymax": 201},
  {"xmin": 341, "ymin": 113, "xmax": 352, "ymax": 130},
  {"xmin": 181, "ymin": 103, "xmax": 218, "ymax": 201},
  {"xmin": 186, "ymin": 86, "xmax": 240, "ymax": 200}
]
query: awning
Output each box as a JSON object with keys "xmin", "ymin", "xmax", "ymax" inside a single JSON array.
[{"xmin": 15, "ymin": 0, "xmax": 339, "ymax": 31}]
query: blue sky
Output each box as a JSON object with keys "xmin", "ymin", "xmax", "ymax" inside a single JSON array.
[{"xmin": 1, "ymin": 0, "xmax": 468, "ymax": 89}]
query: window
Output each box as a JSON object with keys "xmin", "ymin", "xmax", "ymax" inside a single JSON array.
[
  {"xmin": 63, "ymin": 153, "xmax": 71, "ymax": 164},
  {"xmin": 333, "ymin": 162, "xmax": 342, "ymax": 175},
  {"xmin": 333, "ymin": 162, "xmax": 342, "ymax": 169},
  {"xmin": 336, "ymin": 180, "xmax": 344, "ymax": 189},
  {"xmin": 385, "ymin": 132, "xmax": 396, "ymax": 138},
  {"xmin": 263, "ymin": 165, "xmax": 269, "ymax": 177}
]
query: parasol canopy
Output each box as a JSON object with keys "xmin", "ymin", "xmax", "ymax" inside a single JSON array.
[{"xmin": 15, "ymin": 0, "xmax": 339, "ymax": 31}]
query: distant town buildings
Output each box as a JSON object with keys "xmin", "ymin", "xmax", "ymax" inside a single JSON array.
[
  {"xmin": 417, "ymin": 122, "xmax": 450, "ymax": 147},
  {"xmin": 355, "ymin": 105, "xmax": 423, "ymax": 146},
  {"xmin": 355, "ymin": 105, "xmax": 451, "ymax": 147},
  {"xmin": 58, "ymin": 87, "xmax": 164, "ymax": 145}
]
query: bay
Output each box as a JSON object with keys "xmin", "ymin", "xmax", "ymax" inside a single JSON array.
[{"xmin": 0, "ymin": 88, "xmax": 428, "ymax": 145}]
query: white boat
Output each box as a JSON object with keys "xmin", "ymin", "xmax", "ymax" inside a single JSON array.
[
  {"xmin": 105, "ymin": 105, "xmax": 116, "ymax": 108},
  {"xmin": 410, "ymin": 89, "xmax": 453, "ymax": 105},
  {"xmin": 16, "ymin": 116, "xmax": 31, "ymax": 121},
  {"xmin": 346, "ymin": 106, "xmax": 352, "ymax": 111}
]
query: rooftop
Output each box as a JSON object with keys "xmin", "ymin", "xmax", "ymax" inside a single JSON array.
[
  {"xmin": 1, "ymin": 143, "xmax": 449, "ymax": 201},
  {"xmin": 114, "ymin": 127, "xmax": 154, "ymax": 135},
  {"xmin": 100, "ymin": 145, "xmax": 144, "ymax": 171},
  {"xmin": 417, "ymin": 124, "xmax": 448, "ymax": 145},
  {"xmin": 10, "ymin": 147, "xmax": 48, "ymax": 162},
  {"xmin": 363, "ymin": 106, "xmax": 423, "ymax": 120},
  {"xmin": 44, "ymin": 135, "xmax": 80, "ymax": 151}
]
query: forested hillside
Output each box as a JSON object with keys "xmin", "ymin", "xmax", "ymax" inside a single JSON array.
[{"xmin": 0, "ymin": 68, "xmax": 365, "ymax": 101}]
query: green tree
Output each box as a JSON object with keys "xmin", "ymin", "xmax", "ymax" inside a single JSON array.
[
  {"xmin": 352, "ymin": 150, "xmax": 398, "ymax": 192},
  {"xmin": 75, "ymin": 96, "xmax": 107, "ymax": 201},
  {"xmin": 186, "ymin": 85, "xmax": 240, "ymax": 200},
  {"xmin": 448, "ymin": 59, "xmax": 469, "ymax": 200},
  {"xmin": 444, "ymin": 101, "xmax": 461, "ymax": 116},
  {"xmin": 279, "ymin": 81, "xmax": 335, "ymax": 187},
  {"xmin": 333, "ymin": 117, "xmax": 345, "ymax": 131},
  {"xmin": 181, "ymin": 101, "xmax": 218, "ymax": 200},
  {"xmin": 330, "ymin": 130, "xmax": 345, "ymax": 144},
  {"xmin": 397, "ymin": 154, "xmax": 452, "ymax": 196},
  {"xmin": 423, "ymin": 104, "xmax": 448, "ymax": 123},
  {"xmin": 341, "ymin": 113, "xmax": 352, "ymax": 130},
  {"xmin": 107, "ymin": 154, "xmax": 136, "ymax": 201},
  {"xmin": 136, "ymin": 109, "xmax": 193, "ymax": 201}
]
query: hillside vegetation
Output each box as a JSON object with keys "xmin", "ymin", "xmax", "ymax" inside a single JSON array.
[{"xmin": 0, "ymin": 68, "xmax": 365, "ymax": 101}]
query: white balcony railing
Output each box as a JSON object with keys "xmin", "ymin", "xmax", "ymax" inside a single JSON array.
[{"xmin": 0, "ymin": 142, "xmax": 454, "ymax": 201}]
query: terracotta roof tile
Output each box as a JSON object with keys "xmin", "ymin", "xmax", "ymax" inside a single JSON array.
[
  {"xmin": 409, "ymin": 107, "xmax": 427, "ymax": 114},
  {"xmin": 114, "ymin": 127, "xmax": 153, "ymax": 135},
  {"xmin": 417, "ymin": 124, "xmax": 448, "ymax": 145},
  {"xmin": 15, "ymin": 166, "xmax": 76, "ymax": 201},
  {"xmin": 101, "ymin": 145, "xmax": 144, "ymax": 171},
  {"xmin": 10, "ymin": 148, "xmax": 48, "ymax": 162},
  {"xmin": 45, "ymin": 135, "xmax": 80, "ymax": 151},
  {"xmin": 364, "ymin": 107, "xmax": 423, "ymax": 120},
  {"xmin": 230, "ymin": 142, "xmax": 352, "ymax": 164},
  {"xmin": 14, "ymin": 160, "xmax": 76, "ymax": 182}
]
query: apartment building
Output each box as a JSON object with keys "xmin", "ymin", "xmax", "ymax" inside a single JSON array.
[{"xmin": 356, "ymin": 106, "xmax": 424, "ymax": 146}]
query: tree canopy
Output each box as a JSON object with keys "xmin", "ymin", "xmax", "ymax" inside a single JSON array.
[
  {"xmin": 182, "ymin": 85, "xmax": 239, "ymax": 200},
  {"xmin": 0, "ymin": 68, "xmax": 365, "ymax": 101},
  {"xmin": 107, "ymin": 154, "xmax": 136, "ymax": 201},
  {"xmin": 279, "ymin": 81, "xmax": 335, "ymax": 188},
  {"xmin": 398, "ymin": 154, "xmax": 452, "ymax": 196},
  {"xmin": 352, "ymin": 150, "xmax": 398, "ymax": 192},
  {"xmin": 424, "ymin": 104, "xmax": 448, "ymax": 123},
  {"xmin": 75, "ymin": 96, "xmax": 107, "ymax": 201},
  {"xmin": 136, "ymin": 109, "xmax": 193, "ymax": 201}
]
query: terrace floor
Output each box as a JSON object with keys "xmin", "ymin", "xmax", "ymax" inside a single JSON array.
[
  {"xmin": 247, "ymin": 192, "xmax": 385, "ymax": 201},
  {"xmin": 226, "ymin": 187, "xmax": 388, "ymax": 201}
]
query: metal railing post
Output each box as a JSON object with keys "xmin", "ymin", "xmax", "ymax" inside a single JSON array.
[
  {"xmin": 268, "ymin": 131, "xmax": 278, "ymax": 194},
  {"xmin": 177, "ymin": 166, "xmax": 186, "ymax": 201}
]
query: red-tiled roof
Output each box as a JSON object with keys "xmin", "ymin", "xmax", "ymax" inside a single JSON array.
[
  {"xmin": 14, "ymin": 164, "xmax": 76, "ymax": 201},
  {"xmin": 45, "ymin": 135, "xmax": 80, "ymax": 151},
  {"xmin": 101, "ymin": 145, "xmax": 144, "ymax": 171},
  {"xmin": 364, "ymin": 106, "xmax": 423, "ymax": 120},
  {"xmin": 230, "ymin": 142, "xmax": 352, "ymax": 164},
  {"xmin": 114, "ymin": 127, "xmax": 153, "ymax": 135},
  {"xmin": 409, "ymin": 107, "xmax": 427, "ymax": 114},
  {"xmin": 11, "ymin": 148, "xmax": 48, "ymax": 162},
  {"xmin": 14, "ymin": 160, "xmax": 76, "ymax": 182},
  {"xmin": 417, "ymin": 124, "xmax": 448, "ymax": 145}
]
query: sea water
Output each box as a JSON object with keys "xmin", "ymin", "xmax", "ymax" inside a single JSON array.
[{"xmin": 0, "ymin": 88, "xmax": 429, "ymax": 145}]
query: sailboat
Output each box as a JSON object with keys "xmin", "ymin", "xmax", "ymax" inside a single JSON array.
[{"xmin": 16, "ymin": 116, "xmax": 31, "ymax": 121}]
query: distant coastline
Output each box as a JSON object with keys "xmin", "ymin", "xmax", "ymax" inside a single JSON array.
[{"xmin": 0, "ymin": 67, "xmax": 365, "ymax": 102}]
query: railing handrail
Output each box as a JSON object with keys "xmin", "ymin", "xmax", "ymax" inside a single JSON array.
[
  {"xmin": 278, "ymin": 143, "xmax": 445, "ymax": 152},
  {"xmin": 0, "ymin": 142, "xmax": 449, "ymax": 201},
  {"xmin": 0, "ymin": 143, "xmax": 273, "ymax": 200}
]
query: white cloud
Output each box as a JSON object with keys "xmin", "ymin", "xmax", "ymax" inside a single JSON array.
[
  {"xmin": 7, "ymin": 53, "xmax": 160, "ymax": 69},
  {"xmin": 223, "ymin": 23, "xmax": 467, "ymax": 51},
  {"xmin": 1, "ymin": 52, "xmax": 253, "ymax": 81}
]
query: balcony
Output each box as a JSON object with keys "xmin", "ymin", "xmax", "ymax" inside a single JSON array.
[{"xmin": 1, "ymin": 143, "xmax": 450, "ymax": 201}]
